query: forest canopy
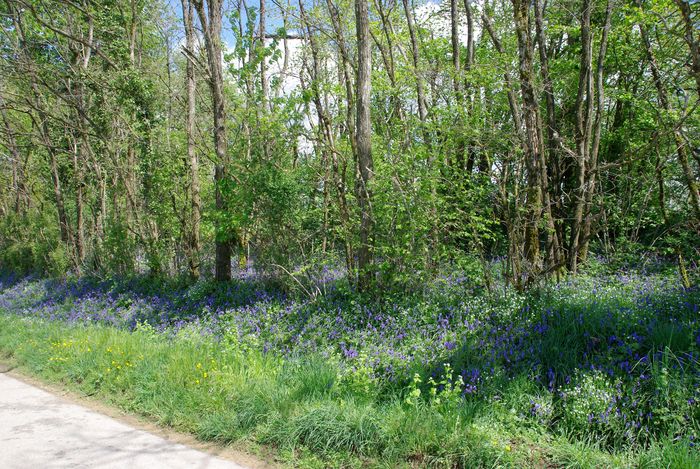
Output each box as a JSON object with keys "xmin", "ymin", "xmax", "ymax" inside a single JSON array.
[{"xmin": 0, "ymin": 0, "xmax": 698, "ymax": 290}]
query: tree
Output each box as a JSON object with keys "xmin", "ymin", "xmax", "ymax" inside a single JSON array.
[
  {"xmin": 192, "ymin": 0, "xmax": 232, "ymax": 281},
  {"xmin": 355, "ymin": 0, "xmax": 374, "ymax": 291},
  {"xmin": 181, "ymin": 0, "xmax": 201, "ymax": 279}
]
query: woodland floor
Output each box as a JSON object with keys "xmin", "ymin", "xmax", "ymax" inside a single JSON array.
[{"xmin": 0, "ymin": 264, "xmax": 699, "ymax": 468}]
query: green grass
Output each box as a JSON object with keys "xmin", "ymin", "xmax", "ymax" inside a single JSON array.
[{"xmin": 0, "ymin": 313, "xmax": 698, "ymax": 468}]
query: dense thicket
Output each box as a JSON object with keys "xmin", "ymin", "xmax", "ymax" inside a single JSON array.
[{"xmin": 0, "ymin": 0, "xmax": 698, "ymax": 289}]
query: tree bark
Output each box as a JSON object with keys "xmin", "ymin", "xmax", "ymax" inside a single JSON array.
[
  {"xmin": 72, "ymin": 136, "xmax": 85, "ymax": 267},
  {"xmin": 259, "ymin": 0, "xmax": 270, "ymax": 112},
  {"xmin": 569, "ymin": 0, "xmax": 593, "ymax": 273},
  {"xmin": 463, "ymin": 0, "xmax": 474, "ymax": 73},
  {"xmin": 193, "ymin": 0, "xmax": 232, "ymax": 281},
  {"xmin": 355, "ymin": 0, "xmax": 374, "ymax": 291},
  {"xmin": 181, "ymin": 0, "xmax": 201, "ymax": 279},
  {"xmin": 580, "ymin": 0, "xmax": 614, "ymax": 262},
  {"xmin": 533, "ymin": 0, "xmax": 563, "ymax": 275},
  {"xmin": 512, "ymin": 0, "xmax": 544, "ymax": 280},
  {"xmin": 0, "ymin": 94, "xmax": 27, "ymax": 214},
  {"xmin": 373, "ymin": 0, "xmax": 402, "ymax": 122},
  {"xmin": 450, "ymin": 0, "xmax": 461, "ymax": 101},
  {"xmin": 450, "ymin": 0, "xmax": 467, "ymax": 171}
]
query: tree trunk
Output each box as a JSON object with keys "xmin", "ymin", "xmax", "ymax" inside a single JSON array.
[
  {"xmin": 655, "ymin": 144, "xmax": 669, "ymax": 225},
  {"xmin": 402, "ymin": 0, "xmax": 428, "ymax": 125},
  {"xmin": 181, "ymin": 0, "xmax": 201, "ymax": 279},
  {"xmin": 512, "ymin": 0, "xmax": 543, "ymax": 280},
  {"xmin": 463, "ymin": 0, "xmax": 474, "ymax": 74},
  {"xmin": 193, "ymin": 0, "xmax": 232, "ymax": 281},
  {"xmin": 0, "ymin": 94, "xmax": 27, "ymax": 214},
  {"xmin": 569, "ymin": 0, "xmax": 593, "ymax": 274},
  {"xmin": 450, "ymin": 0, "xmax": 467, "ymax": 172},
  {"xmin": 72, "ymin": 136, "xmax": 85, "ymax": 268},
  {"xmin": 355, "ymin": 0, "xmax": 374, "ymax": 291},
  {"xmin": 259, "ymin": 0, "xmax": 269, "ymax": 112},
  {"xmin": 532, "ymin": 0, "xmax": 563, "ymax": 275},
  {"xmin": 580, "ymin": 0, "xmax": 614, "ymax": 263},
  {"xmin": 71, "ymin": 17, "xmax": 94, "ymax": 270},
  {"xmin": 450, "ymin": 0, "xmax": 461, "ymax": 101},
  {"xmin": 373, "ymin": 0, "xmax": 402, "ymax": 122}
]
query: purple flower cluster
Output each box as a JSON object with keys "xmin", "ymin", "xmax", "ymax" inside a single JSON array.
[{"xmin": 1, "ymin": 268, "xmax": 699, "ymax": 447}]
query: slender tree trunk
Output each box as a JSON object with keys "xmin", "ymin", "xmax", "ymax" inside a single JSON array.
[
  {"xmin": 450, "ymin": 0, "xmax": 467, "ymax": 171},
  {"xmin": 580, "ymin": 0, "xmax": 614, "ymax": 262},
  {"xmin": 655, "ymin": 144, "xmax": 669, "ymax": 225},
  {"xmin": 49, "ymin": 140, "xmax": 72, "ymax": 247},
  {"xmin": 463, "ymin": 0, "xmax": 484, "ymax": 173},
  {"xmin": 72, "ymin": 136, "xmax": 85, "ymax": 267},
  {"xmin": 193, "ymin": 0, "xmax": 232, "ymax": 281},
  {"xmin": 569, "ymin": 0, "xmax": 593, "ymax": 273},
  {"xmin": 259, "ymin": 0, "xmax": 269, "ymax": 112},
  {"xmin": 355, "ymin": 0, "xmax": 374, "ymax": 291},
  {"xmin": 450, "ymin": 0, "xmax": 461, "ymax": 101},
  {"xmin": 402, "ymin": 0, "xmax": 428, "ymax": 125},
  {"xmin": 512, "ymin": 0, "xmax": 543, "ymax": 280},
  {"xmin": 96, "ymin": 166, "xmax": 107, "ymax": 239},
  {"xmin": 123, "ymin": 1, "xmax": 141, "ymax": 269},
  {"xmin": 463, "ymin": 0, "xmax": 474, "ymax": 74},
  {"xmin": 72, "ymin": 16, "xmax": 94, "ymax": 269},
  {"xmin": 373, "ymin": 0, "xmax": 402, "ymax": 122},
  {"xmin": 0, "ymin": 94, "xmax": 27, "ymax": 214},
  {"xmin": 483, "ymin": 7, "xmax": 526, "ymax": 285},
  {"xmin": 182, "ymin": 0, "xmax": 201, "ymax": 279},
  {"xmin": 532, "ymin": 0, "xmax": 562, "ymax": 275},
  {"xmin": 326, "ymin": 0, "xmax": 359, "ymax": 273}
]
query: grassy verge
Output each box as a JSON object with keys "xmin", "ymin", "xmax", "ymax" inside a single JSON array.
[
  {"xmin": 0, "ymin": 313, "xmax": 696, "ymax": 468},
  {"xmin": 2, "ymin": 269, "xmax": 700, "ymax": 468}
]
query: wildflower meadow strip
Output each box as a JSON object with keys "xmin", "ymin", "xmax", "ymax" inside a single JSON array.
[{"xmin": 1, "ymin": 268, "xmax": 699, "ymax": 464}]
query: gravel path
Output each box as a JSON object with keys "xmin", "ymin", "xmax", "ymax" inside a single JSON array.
[{"xmin": 0, "ymin": 373, "xmax": 248, "ymax": 469}]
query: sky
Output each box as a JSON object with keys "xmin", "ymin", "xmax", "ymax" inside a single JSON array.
[
  {"xmin": 165, "ymin": 0, "xmax": 288, "ymax": 47},
  {"xmin": 164, "ymin": 0, "xmax": 454, "ymax": 49},
  {"xmin": 162, "ymin": 0, "xmax": 477, "ymax": 97}
]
